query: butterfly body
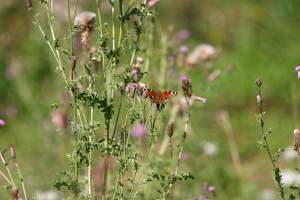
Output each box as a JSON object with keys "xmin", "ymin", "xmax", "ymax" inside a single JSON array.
[{"xmin": 144, "ymin": 89, "xmax": 177, "ymax": 110}]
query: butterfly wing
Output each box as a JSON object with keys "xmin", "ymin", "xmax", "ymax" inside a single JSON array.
[
  {"xmin": 144, "ymin": 89, "xmax": 177, "ymax": 110},
  {"xmin": 161, "ymin": 91, "xmax": 177, "ymax": 103},
  {"xmin": 144, "ymin": 89, "xmax": 159, "ymax": 104}
]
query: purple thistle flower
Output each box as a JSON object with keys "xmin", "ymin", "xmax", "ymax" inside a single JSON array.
[
  {"xmin": 197, "ymin": 196, "xmax": 206, "ymax": 200},
  {"xmin": 179, "ymin": 45, "xmax": 189, "ymax": 54},
  {"xmin": 180, "ymin": 75, "xmax": 188, "ymax": 81},
  {"xmin": 295, "ymin": 66, "xmax": 300, "ymax": 79},
  {"xmin": 176, "ymin": 29, "xmax": 190, "ymax": 42},
  {"xmin": 0, "ymin": 119, "xmax": 5, "ymax": 127},
  {"xmin": 131, "ymin": 123, "xmax": 146, "ymax": 138},
  {"xmin": 207, "ymin": 185, "xmax": 215, "ymax": 193},
  {"xmin": 180, "ymin": 152, "xmax": 189, "ymax": 160},
  {"xmin": 148, "ymin": 0, "xmax": 160, "ymax": 8}
]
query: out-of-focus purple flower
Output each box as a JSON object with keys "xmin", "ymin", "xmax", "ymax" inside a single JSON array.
[
  {"xmin": 168, "ymin": 54, "xmax": 176, "ymax": 66},
  {"xmin": 176, "ymin": 29, "xmax": 190, "ymax": 42},
  {"xmin": 197, "ymin": 195, "xmax": 206, "ymax": 200},
  {"xmin": 148, "ymin": 0, "xmax": 160, "ymax": 8},
  {"xmin": 207, "ymin": 186, "xmax": 215, "ymax": 193},
  {"xmin": 0, "ymin": 119, "xmax": 6, "ymax": 127},
  {"xmin": 126, "ymin": 82, "xmax": 147, "ymax": 97},
  {"xmin": 51, "ymin": 111, "xmax": 68, "ymax": 130},
  {"xmin": 187, "ymin": 44, "xmax": 220, "ymax": 66},
  {"xmin": 131, "ymin": 123, "xmax": 146, "ymax": 138},
  {"xmin": 180, "ymin": 152, "xmax": 189, "ymax": 160},
  {"xmin": 295, "ymin": 66, "xmax": 300, "ymax": 79},
  {"xmin": 180, "ymin": 75, "xmax": 188, "ymax": 81},
  {"xmin": 179, "ymin": 45, "xmax": 189, "ymax": 54}
]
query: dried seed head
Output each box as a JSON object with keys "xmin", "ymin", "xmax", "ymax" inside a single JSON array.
[
  {"xmin": 135, "ymin": 57, "xmax": 144, "ymax": 66},
  {"xmin": 9, "ymin": 145, "xmax": 16, "ymax": 160},
  {"xmin": 167, "ymin": 123, "xmax": 174, "ymax": 138},
  {"xmin": 180, "ymin": 75, "xmax": 192, "ymax": 97},
  {"xmin": 255, "ymin": 78, "xmax": 263, "ymax": 87},
  {"xmin": 74, "ymin": 11, "xmax": 96, "ymax": 31},
  {"xmin": 11, "ymin": 187, "xmax": 19, "ymax": 200}
]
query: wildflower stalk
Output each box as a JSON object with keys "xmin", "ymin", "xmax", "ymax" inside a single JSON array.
[
  {"xmin": 255, "ymin": 79, "xmax": 285, "ymax": 199},
  {"xmin": 45, "ymin": 1, "xmax": 65, "ymax": 80},
  {"xmin": 111, "ymin": 93, "xmax": 124, "ymax": 141},
  {"xmin": 96, "ymin": 0, "xmax": 103, "ymax": 38},
  {"xmin": 14, "ymin": 162, "xmax": 28, "ymax": 200},
  {"xmin": 164, "ymin": 98, "xmax": 190, "ymax": 199},
  {"xmin": 0, "ymin": 170, "xmax": 11, "ymax": 185},
  {"xmin": 88, "ymin": 89, "xmax": 94, "ymax": 197}
]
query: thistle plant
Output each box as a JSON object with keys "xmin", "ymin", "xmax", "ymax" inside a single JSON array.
[
  {"xmin": 255, "ymin": 78, "xmax": 285, "ymax": 199},
  {"xmin": 4, "ymin": 0, "xmax": 230, "ymax": 198},
  {"xmin": 0, "ymin": 145, "xmax": 28, "ymax": 200}
]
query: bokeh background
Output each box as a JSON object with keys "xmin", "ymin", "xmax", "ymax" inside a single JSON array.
[{"xmin": 1, "ymin": 0, "xmax": 300, "ymax": 199}]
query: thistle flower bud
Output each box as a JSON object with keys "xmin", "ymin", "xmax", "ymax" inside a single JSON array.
[
  {"xmin": 25, "ymin": 0, "xmax": 33, "ymax": 11},
  {"xmin": 167, "ymin": 123, "xmax": 174, "ymax": 138},
  {"xmin": 293, "ymin": 129, "xmax": 300, "ymax": 153},
  {"xmin": 295, "ymin": 66, "xmax": 300, "ymax": 79},
  {"xmin": 148, "ymin": 0, "xmax": 160, "ymax": 8},
  {"xmin": 70, "ymin": 56, "xmax": 77, "ymax": 80},
  {"xmin": 9, "ymin": 145, "xmax": 16, "ymax": 160},
  {"xmin": 135, "ymin": 57, "xmax": 144, "ymax": 66},
  {"xmin": 74, "ymin": 11, "xmax": 96, "ymax": 50},
  {"xmin": 132, "ymin": 57, "xmax": 144, "ymax": 82},
  {"xmin": 0, "ymin": 151, "xmax": 5, "ymax": 164},
  {"xmin": 180, "ymin": 75, "xmax": 192, "ymax": 97},
  {"xmin": 11, "ymin": 187, "xmax": 19, "ymax": 200},
  {"xmin": 256, "ymin": 95, "xmax": 262, "ymax": 104},
  {"xmin": 255, "ymin": 78, "xmax": 263, "ymax": 87}
]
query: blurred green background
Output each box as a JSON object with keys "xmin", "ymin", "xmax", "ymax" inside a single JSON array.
[{"xmin": 1, "ymin": 0, "xmax": 300, "ymax": 199}]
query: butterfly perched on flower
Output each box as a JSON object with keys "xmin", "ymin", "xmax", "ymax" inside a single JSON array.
[{"xmin": 144, "ymin": 89, "xmax": 177, "ymax": 110}]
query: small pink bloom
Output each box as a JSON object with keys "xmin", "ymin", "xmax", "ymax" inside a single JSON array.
[
  {"xmin": 207, "ymin": 185, "xmax": 215, "ymax": 193},
  {"xmin": 179, "ymin": 45, "xmax": 188, "ymax": 54},
  {"xmin": 176, "ymin": 29, "xmax": 190, "ymax": 42},
  {"xmin": 295, "ymin": 66, "xmax": 300, "ymax": 79},
  {"xmin": 148, "ymin": 0, "xmax": 160, "ymax": 8},
  {"xmin": 180, "ymin": 152, "xmax": 189, "ymax": 160},
  {"xmin": 0, "ymin": 119, "xmax": 6, "ymax": 127},
  {"xmin": 131, "ymin": 123, "xmax": 146, "ymax": 138},
  {"xmin": 197, "ymin": 195, "xmax": 206, "ymax": 200},
  {"xmin": 180, "ymin": 75, "xmax": 188, "ymax": 81}
]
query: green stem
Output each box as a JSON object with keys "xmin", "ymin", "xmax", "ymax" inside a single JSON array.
[{"xmin": 111, "ymin": 94, "xmax": 124, "ymax": 141}]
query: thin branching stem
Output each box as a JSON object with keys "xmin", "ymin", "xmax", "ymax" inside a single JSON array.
[{"xmin": 256, "ymin": 85, "xmax": 285, "ymax": 199}]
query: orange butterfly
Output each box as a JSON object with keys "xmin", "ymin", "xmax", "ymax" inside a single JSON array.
[{"xmin": 144, "ymin": 89, "xmax": 177, "ymax": 110}]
